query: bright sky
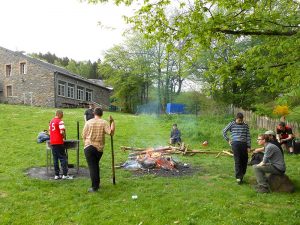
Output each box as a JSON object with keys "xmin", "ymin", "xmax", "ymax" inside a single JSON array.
[{"xmin": 0, "ymin": 0, "xmax": 134, "ymax": 61}]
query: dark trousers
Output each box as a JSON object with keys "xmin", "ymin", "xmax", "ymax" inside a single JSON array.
[
  {"xmin": 231, "ymin": 141, "xmax": 248, "ymax": 179},
  {"xmin": 84, "ymin": 145, "xmax": 103, "ymax": 190},
  {"xmin": 51, "ymin": 144, "xmax": 68, "ymax": 176}
]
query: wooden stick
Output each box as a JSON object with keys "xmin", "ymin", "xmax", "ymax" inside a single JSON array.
[
  {"xmin": 222, "ymin": 150, "xmax": 234, "ymax": 156},
  {"xmin": 128, "ymin": 147, "xmax": 172, "ymax": 156},
  {"xmin": 215, "ymin": 152, "xmax": 222, "ymax": 158},
  {"xmin": 121, "ymin": 146, "xmax": 148, "ymax": 151}
]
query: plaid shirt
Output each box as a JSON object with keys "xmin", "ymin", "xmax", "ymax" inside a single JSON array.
[{"xmin": 82, "ymin": 118, "xmax": 111, "ymax": 151}]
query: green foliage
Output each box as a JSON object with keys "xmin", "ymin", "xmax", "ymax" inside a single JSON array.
[
  {"xmin": 30, "ymin": 52, "xmax": 101, "ymax": 79},
  {"xmin": 1, "ymin": 104, "xmax": 300, "ymax": 225},
  {"xmin": 91, "ymin": 0, "xmax": 300, "ymax": 109},
  {"xmin": 98, "ymin": 44, "xmax": 150, "ymax": 113},
  {"xmin": 289, "ymin": 106, "xmax": 300, "ymax": 123},
  {"xmin": 99, "ymin": 33, "xmax": 192, "ymax": 113},
  {"xmin": 253, "ymin": 102, "xmax": 276, "ymax": 117},
  {"xmin": 173, "ymin": 91, "xmax": 228, "ymax": 115}
]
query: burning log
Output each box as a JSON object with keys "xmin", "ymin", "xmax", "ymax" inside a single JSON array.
[{"xmin": 128, "ymin": 146, "xmax": 177, "ymax": 156}]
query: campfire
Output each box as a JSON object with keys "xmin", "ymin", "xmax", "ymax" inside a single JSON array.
[
  {"xmin": 120, "ymin": 146, "xmax": 180, "ymax": 171},
  {"xmin": 119, "ymin": 143, "xmax": 233, "ymax": 173}
]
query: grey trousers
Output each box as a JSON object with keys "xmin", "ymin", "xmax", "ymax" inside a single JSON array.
[{"xmin": 253, "ymin": 164, "xmax": 282, "ymax": 188}]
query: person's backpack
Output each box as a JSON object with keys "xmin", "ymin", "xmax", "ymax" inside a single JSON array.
[{"xmin": 248, "ymin": 152, "xmax": 264, "ymax": 166}]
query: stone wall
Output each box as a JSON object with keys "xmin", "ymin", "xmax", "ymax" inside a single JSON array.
[
  {"xmin": 0, "ymin": 47, "xmax": 55, "ymax": 107},
  {"xmin": 0, "ymin": 47, "xmax": 111, "ymax": 108}
]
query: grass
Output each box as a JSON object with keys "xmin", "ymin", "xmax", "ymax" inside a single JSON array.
[{"xmin": 0, "ymin": 104, "xmax": 299, "ymax": 225}]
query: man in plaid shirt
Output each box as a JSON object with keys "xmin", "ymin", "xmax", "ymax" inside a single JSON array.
[{"xmin": 82, "ymin": 107, "xmax": 115, "ymax": 193}]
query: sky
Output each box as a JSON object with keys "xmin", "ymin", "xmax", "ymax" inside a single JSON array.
[{"xmin": 0, "ymin": 0, "xmax": 134, "ymax": 61}]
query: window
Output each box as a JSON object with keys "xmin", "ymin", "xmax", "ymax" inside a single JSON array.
[
  {"xmin": 86, "ymin": 89, "xmax": 93, "ymax": 102},
  {"xmin": 20, "ymin": 62, "xmax": 27, "ymax": 74},
  {"xmin": 67, "ymin": 83, "xmax": 75, "ymax": 99},
  {"xmin": 58, "ymin": 81, "xmax": 66, "ymax": 97},
  {"xmin": 6, "ymin": 85, "xmax": 12, "ymax": 97},
  {"xmin": 6, "ymin": 65, "xmax": 12, "ymax": 77},
  {"xmin": 77, "ymin": 86, "xmax": 84, "ymax": 100}
]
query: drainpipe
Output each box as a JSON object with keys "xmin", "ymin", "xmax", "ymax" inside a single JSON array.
[{"xmin": 54, "ymin": 72, "xmax": 57, "ymax": 108}]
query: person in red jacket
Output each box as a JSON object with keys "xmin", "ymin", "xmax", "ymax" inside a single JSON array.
[
  {"xmin": 49, "ymin": 110, "xmax": 72, "ymax": 180},
  {"xmin": 276, "ymin": 122, "xmax": 294, "ymax": 154}
]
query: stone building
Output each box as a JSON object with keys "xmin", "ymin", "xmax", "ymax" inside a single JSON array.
[{"xmin": 0, "ymin": 46, "xmax": 112, "ymax": 108}]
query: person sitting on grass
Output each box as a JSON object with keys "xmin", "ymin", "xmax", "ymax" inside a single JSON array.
[
  {"xmin": 37, "ymin": 130, "xmax": 50, "ymax": 143},
  {"xmin": 276, "ymin": 122, "xmax": 295, "ymax": 154},
  {"xmin": 169, "ymin": 124, "xmax": 181, "ymax": 145},
  {"xmin": 253, "ymin": 134, "xmax": 286, "ymax": 193}
]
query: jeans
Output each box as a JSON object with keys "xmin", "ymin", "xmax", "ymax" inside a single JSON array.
[
  {"xmin": 84, "ymin": 145, "xmax": 103, "ymax": 190},
  {"xmin": 231, "ymin": 141, "xmax": 248, "ymax": 179},
  {"xmin": 253, "ymin": 164, "xmax": 283, "ymax": 188},
  {"xmin": 51, "ymin": 144, "xmax": 68, "ymax": 176}
]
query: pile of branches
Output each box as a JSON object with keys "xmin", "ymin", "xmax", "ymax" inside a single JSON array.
[{"xmin": 120, "ymin": 142, "xmax": 233, "ymax": 157}]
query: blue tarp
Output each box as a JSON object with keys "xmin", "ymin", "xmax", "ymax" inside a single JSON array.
[{"xmin": 166, "ymin": 103, "xmax": 185, "ymax": 114}]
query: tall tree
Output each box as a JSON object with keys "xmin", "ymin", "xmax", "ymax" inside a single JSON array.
[{"xmin": 87, "ymin": 0, "xmax": 300, "ymax": 109}]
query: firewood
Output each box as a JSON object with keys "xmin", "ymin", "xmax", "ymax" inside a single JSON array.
[
  {"xmin": 121, "ymin": 146, "xmax": 149, "ymax": 151},
  {"xmin": 128, "ymin": 146, "xmax": 172, "ymax": 156},
  {"xmin": 186, "ymin": 150, "xmax": 220, "ymax": 154},
  {"xmin": 222, "ymin": 150, "xmax": 234, "ymax": 156},
  {"xmin": 215, "ymin": 152, "xmax": 222, "ymax": 158}
]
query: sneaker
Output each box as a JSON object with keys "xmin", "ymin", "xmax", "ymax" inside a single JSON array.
[
  {"xmin": 54, "ymin": 175, "xmax": 61, "ymax": 180},
  {"xmin": 236, "ymin": 178, "xmax": 242, "ymax": 185},
  {"xmin": 62, "ymin": 175, "xmax": 73, "ymax": 180},
  {"xmin": 87, "ymin": 187, "xmax": 98, "ymax": 193}
]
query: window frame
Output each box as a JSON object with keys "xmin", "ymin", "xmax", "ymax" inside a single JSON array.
[
  {"xmin": 5, "ymin": 64, "xmax": 12, "ymax": 77},
  {"xmin": 58, "ymin": 80, "xmax": 66, "ymax": 97},
  {"xmin": 6, "ymin": 85, "xmax": 13, "ymax": 97},
  {"xmin": 76, "ymin": 86, "xmax": 84, "ymax": 100},
  {"xmin": 20, "ymin": 62, "xmax": 27, "ymax": 75},
  {"xmin": 67, "ymin": 83, "xmax": 75, "ymax": 99},
  {"xmin": 85, "ymin": 89, "xmax": 93, "ymax": 102}
]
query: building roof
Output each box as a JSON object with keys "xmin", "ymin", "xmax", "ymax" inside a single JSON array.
[
  {"xmin": 88, "ymin": 79, "xmax": 113, "ymax": 90},
  {"xmin": 0, "ymin": 46, "xmax": 111, "ymax": 91}
]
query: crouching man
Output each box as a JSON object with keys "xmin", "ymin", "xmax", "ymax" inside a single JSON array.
[{"xmin": 253, "ymin": 134, "xmax": 286, "ymax": 193}]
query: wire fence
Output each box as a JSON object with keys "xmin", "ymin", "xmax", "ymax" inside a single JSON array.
[{"xmin": 233, "ymin": 107, "xmax": 300, "ymax": 136}]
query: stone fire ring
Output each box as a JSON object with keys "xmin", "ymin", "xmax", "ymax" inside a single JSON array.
[{"xmin": 25, "ymin": 167, "xmax": 90, "ymax": 180}]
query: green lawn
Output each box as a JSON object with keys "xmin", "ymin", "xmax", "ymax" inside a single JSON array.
[{"xmin": 0, "ymin": 104, "xmax": 299, "ymax": 225}]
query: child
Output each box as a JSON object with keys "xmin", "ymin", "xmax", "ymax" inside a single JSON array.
[{"xmin": 170, "ymin": 124, "xmax": 181, "ymax": 145}]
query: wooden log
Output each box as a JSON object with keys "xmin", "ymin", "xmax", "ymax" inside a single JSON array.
[
  {"xmin": 121, "ymin": 146, "xmax": 149, "ymax": 151},
  {"xmin": 128, "ymin": 146, "xmax": 172, "ymax": 156},
  {"xmin": 185, "ymin": 150, "xmax": 221, "ymax": 154}
]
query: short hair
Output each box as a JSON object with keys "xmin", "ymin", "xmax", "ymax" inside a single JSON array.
[
  {"xmin": 236, "ymin": 112, "xmax": 244, "ymax": 119},
  {"xmin": 279, "ymin": 121, "xmax": 286, "ymax": 127},
  {"xmin": 173, "ymin": 124, "xmax": 177, "ymax": 127},
  {"xmin": 94, "ymin": 107, "xmax": 103, "ymax": 117},
  {"xmin": 56, "ymin": 110, "xmax": 63, "ymax": 116},
  {"xmin": 259, "ymin": 134, "xmax": 271, "ymax": 142}
]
